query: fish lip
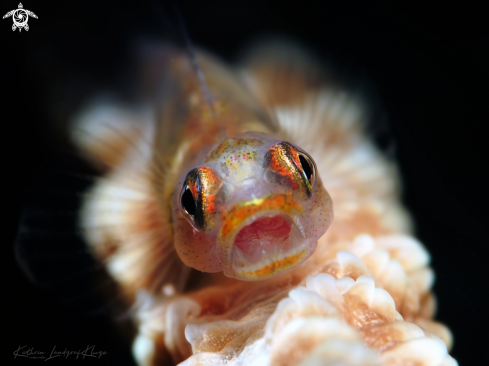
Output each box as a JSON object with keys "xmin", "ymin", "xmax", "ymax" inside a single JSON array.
[
  {"xmin": 232, "ymin": 244, "xmax": 313, "ymax": 281},
  {"xmin": 218, "ymin": 209, "xmax": 303, "ymax": 248},
  {"xmin": 219, "ymin": 209, "xmax": 304, "ymax": 247},
  {"xmin": 217, "ymin": 193, "xmax": 315, "ymax": 280},
  {"xmin": 231, "ymin": 210, "xmax": 303, "ymax": 244},
  {"xmin": 231, "ymin": 216, "xmax": 316, "ymax": 280},
  {"xmin": 217, "ymin": 211, "xmax": 315, "ymax": 281},
  {"xmin": 218, "ymin": 193, "xmax": 304, "ymax": 241}
]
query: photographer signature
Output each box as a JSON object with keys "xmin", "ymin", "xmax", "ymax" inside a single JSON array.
[{"xmin": 13, "ymin": 345, "xmax": 108, "ymax": 360}]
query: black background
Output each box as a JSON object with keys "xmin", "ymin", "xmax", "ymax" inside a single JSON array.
[{"xmin": 2, "ymin": 0, "xmax": 487, "ymax": 365}]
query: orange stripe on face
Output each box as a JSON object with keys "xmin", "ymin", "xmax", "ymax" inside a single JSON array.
[
  {"xmin": 220, "ymin": 194, "xmax": 303, "ymax": 239},
  {"xmin": 239, "ymin": 250, "xmax": 306, "ymax": 279}
]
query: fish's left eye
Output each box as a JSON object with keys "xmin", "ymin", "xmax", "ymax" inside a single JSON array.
[
  {"xmin": 298, "ymin": 153, "xmax": 314, "ymax": 186},
  {"xmin": 265, "ymin": 141, "xmax": 317, "ymax": 197}
]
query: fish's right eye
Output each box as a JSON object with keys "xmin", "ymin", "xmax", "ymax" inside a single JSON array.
[
  {"xmin": 181, "ymin": 186, "xmax": 196, "ymax": 216},
  {"xmin": 180, "ymin": 166, "xmax": 222, "ymax": 231}
]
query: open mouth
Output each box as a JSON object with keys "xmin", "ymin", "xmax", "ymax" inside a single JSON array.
[
  {"xmin": 217, "ymin": 194, "xmax": 318, "ymax": 280},
  {"xmin": 234, "ymin": 215, "xmax": 293, "ymax": 262},
  {"xmin": 232, "ymin": 215, "xmax": 309, "ymax": 280},
  {"xmin": 229, "ymin": 214, "xmax": 313, "ymax": 280}
]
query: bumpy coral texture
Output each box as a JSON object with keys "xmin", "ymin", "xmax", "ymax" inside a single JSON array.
[
  {"xmin": 77, "ymin": 46, "xmax": 457, "ymax": 365},
  {"xmin": 129, "ymin": 87, "xmax": 457, "ymax": 365},
  {"xmin": 135, "ymin": 235, "xmax": 455, "ymax": 366},
  {"xmin": 131, "ymin": 234, "xmax": 455, "ymax": 366}
]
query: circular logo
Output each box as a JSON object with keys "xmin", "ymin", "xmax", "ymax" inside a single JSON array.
[{"xmin": 12, "ymin": 9, "xmax": 28, "ymax": 28}]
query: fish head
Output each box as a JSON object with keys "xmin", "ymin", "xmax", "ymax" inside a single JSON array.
[{"xmin": 172, "ymin": 131, "xmax": 333, "ymax": 280}]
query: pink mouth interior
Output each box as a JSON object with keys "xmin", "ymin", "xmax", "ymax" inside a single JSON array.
[{"xmin": 234, "ymin": 216, "xmax": 292, "ymax": 262}]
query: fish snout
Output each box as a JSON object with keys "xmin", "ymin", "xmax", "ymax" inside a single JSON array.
[{"xmin": 216, "ymin": 193, "xmax": 323, "ymax": 280}]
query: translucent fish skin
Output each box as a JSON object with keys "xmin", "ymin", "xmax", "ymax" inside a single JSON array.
[
  {"xmin": 71, "ymin": 41, "xmax": 455, "ymax": 366},
  {"xmin": 76, "ymin": 43, "xmax": 332, "ymax": 289},
  {"xmin": 173, "ymin": 131, "xmax": 332, "ymax": 280},
  {"xmin": 94, "ymin": 44, "xmax": 333, "ymax": 281}
]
